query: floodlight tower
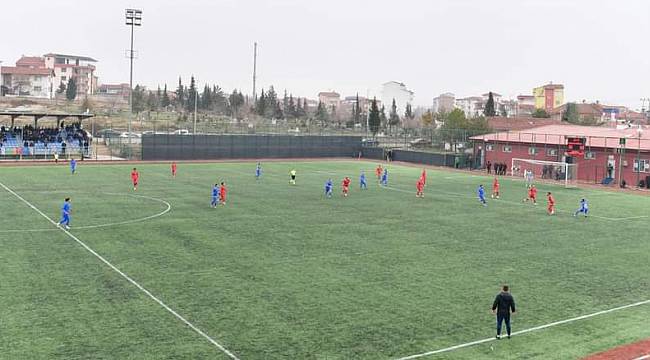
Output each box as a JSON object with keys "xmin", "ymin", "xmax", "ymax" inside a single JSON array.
[{"xmin": 125, "ymin": 8, "xmax": 142, "ymax": 156}]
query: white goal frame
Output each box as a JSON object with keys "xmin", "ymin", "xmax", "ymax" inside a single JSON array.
[{"xmin": 511, "ymin": 158, "xmax": 578, "ymax": 188}]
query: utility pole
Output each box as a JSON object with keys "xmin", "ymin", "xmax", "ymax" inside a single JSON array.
[
  {"xmin": 194, "ymin": 80, "xmax": 198, "ymax": 134},
  {"xmin": 252, "ymin": 42, "xmax": 257, "ymax": 101},
  {"xmin": 125, "ymin": 9, "xmax": 142, "ymax": 158}
]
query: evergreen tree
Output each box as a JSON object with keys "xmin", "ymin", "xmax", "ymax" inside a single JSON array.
[
  {"xmin": 316, "ymin": 101, "xmax": 328, "ymax": 123},
  {"xmin": 302, "ymin": 98, "xmax": 308, "ymax": 115},
  {"xmin": 287, "ymin": 94, "xmax": 296, "ymax": 119},
  {"xmin": 211, "ymin": 85, "xmax": 226, "ymax": 113},
  {"xmin": 175, "ymin": 77, "xmax": 185, "ymax": 108},
  {"xmin": 146, "ymin": 91, "xmax": 158, "ymax": 111},
  {"xmin": 256, "ymin": 89, "xmax": 267, "ymax": 116},
  {"xmin": 354, "ymin": 93, "xmax": 361, "ymax": 125},
  {"xmin": 562, "ymin": 102, "xmax": 579, "ymax": 123},
  {"xmin": 368, "ymin": 97, "xmax": 381, "ymax": 136},
  {"xmin": 228, "ymin": 89, "xmax": 245, "ymax": 118},
  {"xmin": 404, "ymin": 103, "xmax": 414, "ymax": 120},
  {"xmin": 131, "ymin": 85, "xmax": 146, "ymax": 113},
  {"xmin": 201, "ymin": 84, "xmax": 211, "ymax": 110},
  {"xmin": 161, "ymin": 84, "xmax": 170, "ymax": 108},
  {"xmin": 274, "ymin": 100, "xmax": 284, "ymax": 119},
  {"xmin": 186, "ymin": 76, "xmax": 197, "ymax": 112},
  {"xmin": 65, "ymin": 78, "xmax": 77, "ymax": 101},
  {"xmin": 380, "ymin": 105, "xmax": 388, "ymax": 129},
  {"xmin": 295, "ymin": 97, "xmax": 305, "ymax": 118},
  {"xmin": 388, "ymin": 98, "xmax": 400, "ymax": 131},
  {"xmin": 265, "ymin": 86, "xmax": 278, "ymax": 118},
  {"xmin": 484, "ymin": 91, "xmax": 496, "ymax": 117}
]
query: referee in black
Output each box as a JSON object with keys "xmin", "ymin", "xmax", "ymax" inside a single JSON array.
[{"xmin": 491, "ymin": 285, "xmax": 516, "ymax": 339}]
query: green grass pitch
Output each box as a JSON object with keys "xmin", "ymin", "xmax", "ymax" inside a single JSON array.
[{"xmin": 1, "ymin": 160, "xmax": 649, "ymax": 359}]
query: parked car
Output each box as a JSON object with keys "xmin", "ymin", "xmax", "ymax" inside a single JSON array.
[
  {"xmin": 173, "ymin": 129, "xmax": 190, "ymax": 135},
  {"xmin": 410, "ymin": 138, "xmax": 432, "ymax": 147}
]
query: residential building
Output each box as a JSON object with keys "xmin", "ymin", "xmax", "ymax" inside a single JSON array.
[
  {"xmin": 455, "ymin": 96, "xmax": 483, "ymax": 117},
  {"xmin": 0, "ymin": 53, "xmax": 98, "ymax": 99},
  {"xmin": 432, "ymin": 92, "xmax": 455, "ymax": 113},
  {"xmin": 44, "ymin": 53, "xmax": 98, "ymax": 96},
  {"xmin": 472, "ymin": 124, "xmax": 650, "ymax": 185},
  {"xmin": 340, "ymin": 95, "xmax": 381, "ymax": 116},
  {"xmin": 550, "ymin": 102, "xmax": 647, "ymax": 125},
  {"xmin": 317, "ymin": 91, "xmax": 341, "ymax": 110},
  {"xmin": 533, "ymin": 83, "xmax": 564, "ymax": 113},
  {"xmin": 516, "ymin": 95, "xmax": 536, "ymax": 116},
  {"xmin": 1, "ymin": 56, "xmax": 53, "ymax": 98},
  {"xmin": 381, "ymin": 81, "xmax": 414, "ymax": 116}
]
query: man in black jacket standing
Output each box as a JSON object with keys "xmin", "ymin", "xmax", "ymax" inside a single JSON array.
[{"xmin": 492, "ymin": 285, "xmax": 516, "ymax": 339}]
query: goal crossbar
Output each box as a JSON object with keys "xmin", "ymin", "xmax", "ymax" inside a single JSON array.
[{"xmin": 511, "ymin": 158, "xmax": 578, "ymax": 187}]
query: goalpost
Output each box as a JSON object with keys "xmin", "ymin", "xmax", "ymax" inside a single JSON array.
[{"xmin": 511, "ymin": 158, "xmax": 578, "ymax": 188}]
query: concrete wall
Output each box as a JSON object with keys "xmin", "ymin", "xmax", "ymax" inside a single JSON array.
[{"xmin": 142, "ymin": 134, "xmax": 363, "ymax": 160}]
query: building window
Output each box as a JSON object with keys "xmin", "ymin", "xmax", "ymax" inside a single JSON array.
[
  {"xmin": 546, "ymin": 148, "xmax": 558, "ymax": 156},
  {"xmin": 502, "ymin": 145, "xmax": 512, "ymax": 153},
  {"xmin": 33, "ymin": 86, "xmax": 42, "ymax": 92},
  {"xmin": 486, "ymin": 144, "xmax": 494, "ymax": 151},
  {"xmin": 61, "ymin": 76, "xmax": 67, "ymax": 81},
  {"xmin": 585, "ymin": 151, "xmax": 595, "ymax": 160},
  {"xmin": 634, "ymin": 159, "xmax": 649, "ymax": 172},
  {"xmin": 528, "ymin": 147, "xmax": 538, "ymax": 155},
  {"xmin": 61, "ymin": 68, "xmax": 67, "ymax": 73}
]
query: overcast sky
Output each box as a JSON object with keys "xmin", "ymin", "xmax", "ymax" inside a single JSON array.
[{"xmin": 3, "ymin": 0, "xmax": 649, "ymax": 108}]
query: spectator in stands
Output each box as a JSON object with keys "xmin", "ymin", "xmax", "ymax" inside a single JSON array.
[{"xmin": 486, "ymin": 161, "xmax": 492, "ymax": 174}]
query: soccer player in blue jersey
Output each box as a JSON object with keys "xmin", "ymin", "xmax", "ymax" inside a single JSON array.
[
  {"xmin": 57, "ymin": 197, "xmax": 72, "ymax": 229},
  {"xmin": 255, "ymin": 162, "xmax": 262, "ymax": 180},
  {"xmin": 324, "ymin": 178, "xmax": 333, "ymax": 198},
  {"xmin": 381, "ymin": 168, "xmax": 388, "ymax": 186},
  {"xmin": 211, "ymin": 184, "xmax": 219, "ymax": 208},
  {"xmin": 360, "ymin": 171, "xmax": 367, "ymax": 190},
  {"xmin": 574, "ymin": 198, "xmax": 589, "ymax": 217},
  {"xmin": 477, "ymin": 184, "xmax": 487, "ymax": 206},
  {"xmin": 70, "ymin": 158, "xmax": 77, "ymax": 174}
]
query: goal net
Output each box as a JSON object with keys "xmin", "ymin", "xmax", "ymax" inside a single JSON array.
[{"xmin": 511, "ymin": 158, "xmax": 578, "ymax": 188}]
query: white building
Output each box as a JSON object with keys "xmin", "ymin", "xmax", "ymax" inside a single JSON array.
[
  {"xmin": 381, "ymin": 81, "xmax": 414, "ymax": 116},
  {"xmin": 1, "ymin": 56, "xmax": 53, "ymax": 98},
  {"xmin": 44, "ymin": 53, "xmax": 98, "ymax": 96},
  {"xmin": 454, "ymin": 96, "xmax": 483, "ymax": 117}
]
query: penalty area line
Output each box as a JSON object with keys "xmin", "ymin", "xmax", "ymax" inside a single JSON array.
[
  {"xmin": 395, "ymin": 299, "xmax": 650, "ymax": 360},
  {"xmin": 0, "ymin": 181, "xmax": 240, "ymax": 360}
]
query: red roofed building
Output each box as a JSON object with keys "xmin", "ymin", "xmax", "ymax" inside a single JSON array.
[
  {"xmin": 472, "ymin": 124, "xmax": 650, "ymax": 185},
  {"xmin": 1, "ymin": 63, "xmax": 53, "ymax": 98}
]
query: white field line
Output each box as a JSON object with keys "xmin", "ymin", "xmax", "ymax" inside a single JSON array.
[
  {"xmin": 396, "ymin": 299, "xmax": 650, "ymax": 360},
  {"xmin": 0, "ymin": 181, "xmax": 239, "ymax": 360},
  {"xmin": 633, "ymin": 355, "xmax": 650, "ymax": 360},
  {"xmin": 0, "ymin": 193, "xmax": 171, "ymax": 233}
]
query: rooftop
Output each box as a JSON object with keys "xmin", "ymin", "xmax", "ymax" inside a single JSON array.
[
  {"xmin": 1, "ymin": 66, "xmax": 52, "ymax": 76},
  {"xmin": 473, "ymin": 124, "xmax": 650, "ymax": 150},
  {"xmin": 43, "ymin": 53, "xmax": 98, "ymax": 62}
]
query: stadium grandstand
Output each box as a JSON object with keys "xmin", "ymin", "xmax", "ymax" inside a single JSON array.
[{"xmin": 0, "ymin": 111, "xmax": 93, "ymax": 159}]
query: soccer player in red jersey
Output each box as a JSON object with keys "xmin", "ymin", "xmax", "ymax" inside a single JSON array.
[
  {"xmin": 219, "ymin": 182, "xmax": 227, "ymax": 205},
  {"xmin": 416, "ymin": 178, "xmax": 424, "ymax": 198},
  {"xmin": 171, "ymin": 162, "xmax": 177, "ymax": 178},
  {"xmin": 491, "ymin": 177, "xmax": 500, "ymax": 199},
  {"xmin": 375, "ymin": 165, "xmax": 383, "ymax": 182},
  {"xmin": 342, "ymin": 176, "xmax": 351, "ymax": 197},
  {"xmin": 131, "ymin": 168, "xmax": 139, "ymax": 191},
  {"xmin": 546, "ymin": 192, "xmax": 555, "ymax": 215},
  {"xmin": 420, "ymin": 169, "xmax": 427, "ymax": 186},
  {"xmin": 523, "ymin": 184, "xmax": 537, "ymax": 204}
]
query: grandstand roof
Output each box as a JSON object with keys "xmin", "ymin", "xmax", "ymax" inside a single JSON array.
[{"xmin": 472, "ymin": 124, "xmax": 650, "ymax": 151}]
